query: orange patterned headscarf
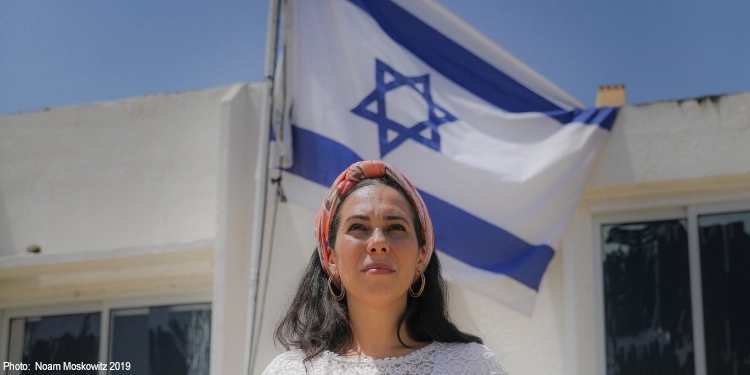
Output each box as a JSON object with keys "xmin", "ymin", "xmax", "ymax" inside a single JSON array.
[{"xmin": 315, "ymin": 160, "xmax": 434, "ymax": 275}]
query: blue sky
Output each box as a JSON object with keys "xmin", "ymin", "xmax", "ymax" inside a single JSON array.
[{"xmin": 1, "ymin": 0, "xmax": 749, "ymax": 115}]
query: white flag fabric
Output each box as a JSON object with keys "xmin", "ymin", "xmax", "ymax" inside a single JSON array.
[{"xmin": 277, "ymin": 0, "xmax": 619, "ymax": 314}]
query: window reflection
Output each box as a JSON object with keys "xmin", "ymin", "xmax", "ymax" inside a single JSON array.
[
  {"xmin": 698, "ymin": 210, "xmax": 750, "ymax": 375},
  {"xmin": 109, "ymin": 303, "xmax": 211, "ymax": 375},
  {"xmin": 601, "ymin": 219, "xmax": 695, "ymax": 375},
  {"xmin": 7, "ymin": 313, "xmax": 100, "ymax": 375}
]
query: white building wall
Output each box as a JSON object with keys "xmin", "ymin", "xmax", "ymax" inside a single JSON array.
[
  {"xmin": 591, "ymin": 93, "xmax": 750, "ymax": 186},
  {"xmin": 0, "ymin": 87, "xmax": 226, "ymax": 257},
  {"xmin": 2, "ymin": 85, "xmax": 749, "ymax": 375},
  {"xmin": 0, "ymin": 85, "xmax": 259, "ymax": 375},
  {"xmin": 565, "ymin": 92, "xmax": 750, "ymax": 375},
  {"xmin": 211, "ymin": 83, "xmax": 268, "ymax": 375}
]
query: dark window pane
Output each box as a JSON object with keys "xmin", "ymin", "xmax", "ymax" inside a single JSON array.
[
  {"xmin": 601, "ymin": 220, "xmax": 695, "ymax": 375},
  {"xmin": 109, "ymin": 308, "xmax": 149, "ymax": 374},
  {"xmin": 109, "ymin": 303, "xmax": 211, "ymax": 375},
  {"xmin": 698, "ymin": 211, "xmax": 750, "ymax": 375},
  {"xmin": 9, "ymin": 312, "xmax": 100, "ymax": 375}
]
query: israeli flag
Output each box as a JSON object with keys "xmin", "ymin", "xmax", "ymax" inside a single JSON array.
[{"xmin": 276, "ymin": 0, "xmax": 619, "ymax": 314}]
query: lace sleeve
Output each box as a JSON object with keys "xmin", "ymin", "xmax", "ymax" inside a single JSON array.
[
  {"xmin": 260, "ymin": 350, "xmax": 307, "ymax": 375},
  {"xmin": 478, "ymin": 344, "xmax": 509, "ymax": 375},
  {"xmin": 260, "ymin": 342, "xmax": 509, "ymax": 374},
  {"xmin": 438, "ymin": 342, "xmax": 509, "ymax": 375}
]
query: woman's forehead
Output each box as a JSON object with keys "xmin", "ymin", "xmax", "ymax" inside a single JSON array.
[{"xmin": 339, "ymin": 184, "xmax": 413, "ymax": 217}]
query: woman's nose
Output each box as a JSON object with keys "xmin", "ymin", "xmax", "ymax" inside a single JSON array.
[{"xmin": 368, "ymin": 228, "xmax": 389, "ymax": 254}]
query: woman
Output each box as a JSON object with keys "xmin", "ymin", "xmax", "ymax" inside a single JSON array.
[{"xmin": 263, "ymin": 160, "xmax": 507, "ymax": 374}]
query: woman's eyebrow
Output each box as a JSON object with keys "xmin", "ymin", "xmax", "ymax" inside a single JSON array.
[
  {"xmin": 344, "ymin": 214, "xmax": 408, "ymax": 223},
  {"xmin": 344, "ymin": 214, "xmax": 370, "ymax": 222},
  {"xmin": 384, "ymin": 215, "xmax": 408, "ymax": 223}
]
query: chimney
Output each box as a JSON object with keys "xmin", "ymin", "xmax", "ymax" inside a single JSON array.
[{"xmin": 595, "ymin": 84, "xmax": 626, "ymax": 107}]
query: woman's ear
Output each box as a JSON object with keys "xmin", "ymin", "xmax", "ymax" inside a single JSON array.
[
  {"xmin": 327, "ymin": 248, "xmax": 338, "ymax": 275},
  {"xmin": 416, "ymin": 246, "xmax": 430, "ymax": 272}
]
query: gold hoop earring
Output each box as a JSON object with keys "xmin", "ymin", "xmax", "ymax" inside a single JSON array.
[
  {"xmin": 409, "ymin": 273, "xmax": 426, "ymax": 298},
  {"xmin": 328, "ymin": 275, "xmax": 346, "ymax": 301}
]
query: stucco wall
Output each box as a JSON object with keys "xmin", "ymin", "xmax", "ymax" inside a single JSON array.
[
  {"xmin": 0, "ymin": 87, "xmax": 227, "ymax": 257},
  {"xmin": 211, "ymin": 82, "xmax": 268, "ymax": 375},
  {"xmin": 591, "ymin": 93, "xmax": 750, "ymax": 186},
  {"xmin": 0, "ymin": 84, "xmax": 260, "ymax": 375}
]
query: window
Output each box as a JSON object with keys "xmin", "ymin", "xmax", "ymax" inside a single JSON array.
[
  {"xmin": 697, "ymin": 211, "xmax": 750, "ymax": 375},
  {"xmin": 3, "ymin": 300, "xmax": 211, "ymax": 375},
  {"xmin": 109, "ymin": 304, "xmax": 211, "ymax": 375},
  {"xmin": 599, "ymin": 206, "xmax": 750, "ymax": 375},
  {"xmin": 7, "ymin": 312, "xmax": 101, "ymax": 374}
]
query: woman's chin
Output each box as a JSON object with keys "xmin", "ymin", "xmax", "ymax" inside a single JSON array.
[{"xmin": 349, "ymin": 285, "xmax": 408, "ymax": 305}]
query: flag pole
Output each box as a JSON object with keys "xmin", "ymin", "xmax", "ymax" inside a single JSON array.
[{"xmin": 246, "ymin": 0, "xmax": 282, "ymax": 373}]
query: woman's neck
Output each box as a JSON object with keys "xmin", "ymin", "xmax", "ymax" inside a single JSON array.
[{"xmin": 344, "ymin": 296, "xmax": 427, "ymax": 359}]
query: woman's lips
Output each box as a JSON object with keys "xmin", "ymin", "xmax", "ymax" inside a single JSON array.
[{"xmin": 362, "ymin": 263, "xmax": 394, "ymax": 274}]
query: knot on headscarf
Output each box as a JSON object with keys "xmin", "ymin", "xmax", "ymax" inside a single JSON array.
[{"xmin": 315, "ymin": 160, "xmax": 434, "ymax": 276}]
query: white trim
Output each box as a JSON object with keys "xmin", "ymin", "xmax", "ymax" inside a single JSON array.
[
  {"xmin": 0, "ymin": 311, "xmax": 7, "ymax": 366},
  {"xmin": 590, "ymin": 217, "xmax": 606, "ymax": 375},
  {"xmin": 0, "ymin": 239, "xmax": 214, "ymax": 270},
  {"xmin": 561, "ymin": 209, "xmax": 590, "ymax": 375},
  {"xmin": 686, "ymin": 208, "xmax": 707, "ymax": 375},
  {"xmin": 587, "ymin": 189, "xmax": 750, "ymax": 215},
  {"xmin": 1, "ymin": 302, "xmax": 103, "ymax": 321},
  {"xmin": 103, "ymin": 293, "xmax": 211, "ymax": 310},
  {"xmin": 689, "ymin": 201, "xmax": 750, "ymax": 218},
  {"xmin": 593, "ymin": 208, "xmax": 686, "ymax": 227},
  {"xmin": 99, "ymin": 304, "xmax": 110, "ymax": 375}
]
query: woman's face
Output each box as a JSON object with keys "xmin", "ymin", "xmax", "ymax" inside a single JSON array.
[{"xmin": 328, "ymin": 183, "xmax": 428, "ymax": 307}]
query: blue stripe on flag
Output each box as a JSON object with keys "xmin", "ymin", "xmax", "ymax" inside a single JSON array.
[
  {"xmin": 580, "ymin": 106, "xmax": 619, "ymax": 131},
  {"xmin": 422, "ymin": 192, "xmax": 554, "ymax": 290},
  {"xmin": 548, "ymin": 106, "xmax": 619, "ymax": 130},
  {"xmin": 285, "ymin": 126, "xmax": 363, "ymax": 185},
  {"xmin": 285, "ymin": 125, "xmax": 555, "ymax": 290},
  {"xmin": 348, "ymin": 0, "xmax": 563, "ymax": 115}
]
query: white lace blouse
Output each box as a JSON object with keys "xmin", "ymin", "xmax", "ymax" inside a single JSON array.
[{"xmin": 261, "ymin": 341, "xmax": 508, "ymax": 374}]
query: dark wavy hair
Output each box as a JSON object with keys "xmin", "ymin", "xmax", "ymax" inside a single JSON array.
[{"xmin": 274, "ymin": 177, "xmax": 482, "ymax": 361}]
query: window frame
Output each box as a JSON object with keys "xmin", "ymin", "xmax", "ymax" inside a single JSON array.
[
  {"xmin": 592, "ymin": 200, "xmax": 750, "ymax": 375},
  {"xmin": 0, "ymin": 294, "xmax": 210, "ymax": 375}
]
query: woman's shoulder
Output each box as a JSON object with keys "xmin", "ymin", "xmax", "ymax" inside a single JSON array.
[
  {"xmin": 261, "ymin": 350, "xmax": 308, "ymax": 375},
  {"xmin": 428, "ymin": 341, "xmax": 509, "ymax": 374}
]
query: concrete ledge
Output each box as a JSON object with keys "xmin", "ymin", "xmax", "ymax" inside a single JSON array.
[
  {"xmin": 0, "ymin": 241, "xmax": 214, "ymax": 308},
  {"xmin": 584, "ymin": 173, "xmax": 750, "ymax": 207}
]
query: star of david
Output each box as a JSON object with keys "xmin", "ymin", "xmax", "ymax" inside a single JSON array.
[{"xmin": 351, "ymin": 59, "xmax": 457, "ymax": 157}]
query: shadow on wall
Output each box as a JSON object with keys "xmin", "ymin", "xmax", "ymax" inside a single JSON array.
[{"xmin": 588, "ymin": 107, "xmax": 638, "ymax": 187}]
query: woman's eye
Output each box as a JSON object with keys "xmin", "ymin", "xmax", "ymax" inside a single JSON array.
[
  {"xmin": 388, "ymin": 224, "xmax": 406, "ymax": 231},
  {"xmin": 348, "ymin": 223, "xmax": 366, "ymax": 231}
]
